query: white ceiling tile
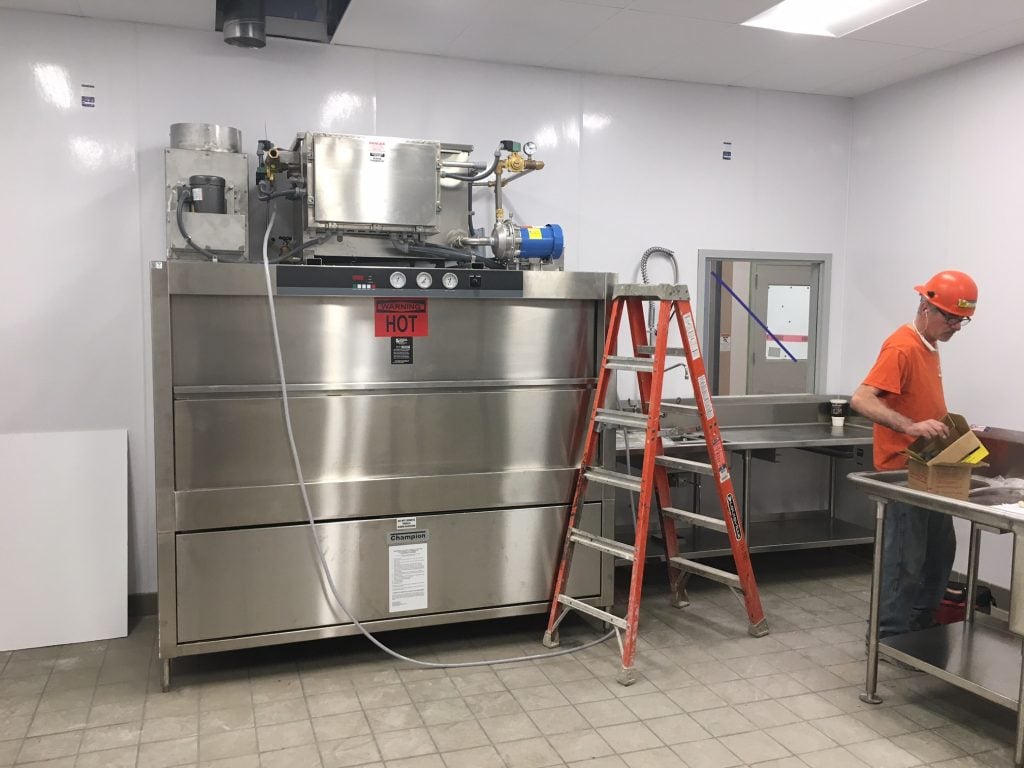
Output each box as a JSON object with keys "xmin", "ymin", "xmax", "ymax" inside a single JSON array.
[
  {"xmin": 943, "ymin": 16, "xmax": 1024, "ymax": 56},
  {"xmin": 333, "ymin": 0, "xmax": 482, "ymax": 52},
  {"xmin": 627, "ymin": 0, "xmax": 777, "ymax": 24},
  {"xmin": 77, "ymin": 0, "xmax": 212, "ymax": 30},
  {"xmin": 645, "ymin": 23, "xmax": 809, "ymax": 86},
  {"xmin": 562, "ymin": 0, "xmax": 630, "ymax": 7},
  {"xmin": 449, "ymin": 0, "xmax": 620, "ymax": 67},
  {"xmin": 547, "ymin": 9, "xmax": 720, "ymax": 77},
  {"xmin": 736, "ymin": 37, "xmax": 927, "ymax": 95},
  {"xmin": 846, "ymin": 0, "xmax": 1024, "ymax": 49},
  {"xmin": 820, "ymin": 47, "xmax": 973, "ymax": 97},
  {"xmin": 0, "ymin": 0, "xmax": 81, "ymax": 13}
]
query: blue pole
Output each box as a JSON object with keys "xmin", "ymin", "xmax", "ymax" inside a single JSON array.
[{"xmin": 711, "ymin": 270, "xmax": 798, "ymax": 363}]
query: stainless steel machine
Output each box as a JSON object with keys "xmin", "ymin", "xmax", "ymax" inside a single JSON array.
[{"xmin": 153, "ymin": 125, "xmax": 613, "ymax": 687}]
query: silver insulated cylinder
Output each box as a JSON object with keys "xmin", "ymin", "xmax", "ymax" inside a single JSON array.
[{"xmin": 170, "ymin": 123, "xmax": 242, "ymax": 154}]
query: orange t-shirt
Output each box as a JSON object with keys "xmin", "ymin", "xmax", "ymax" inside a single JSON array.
[{"xmin": 862, "ymin": 324, "xmax": 947, "ymax": 470}]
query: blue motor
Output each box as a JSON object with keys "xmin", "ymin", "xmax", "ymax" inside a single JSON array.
[{"xmin": 517, "ymin": 224, "xmax": 564, "ymax": 261}]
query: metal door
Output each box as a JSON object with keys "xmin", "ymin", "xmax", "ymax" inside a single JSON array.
[{"xmin": 746, "ymin": 263, "xmax": 819, "ymax": 394}]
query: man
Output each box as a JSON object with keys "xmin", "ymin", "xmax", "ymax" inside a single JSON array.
[{"xmin": 850, "ymin": 270, "xmax": 978, "ymax": 638}]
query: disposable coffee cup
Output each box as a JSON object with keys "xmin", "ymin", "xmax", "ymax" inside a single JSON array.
[{"xmin": 830, "ymin": 398, "xmax": 847, "ymax": 427}]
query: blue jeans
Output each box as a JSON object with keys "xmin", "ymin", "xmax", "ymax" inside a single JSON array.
[{"xmin": 878, "ymin": 500, "xmax": 956, "ymax": 638}]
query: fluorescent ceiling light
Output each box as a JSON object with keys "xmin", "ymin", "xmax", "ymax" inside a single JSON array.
[{"xmin": 742, "ymin": 0, "xmax": 930, "ymax": 38}]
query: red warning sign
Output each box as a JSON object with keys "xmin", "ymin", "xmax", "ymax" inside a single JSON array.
[{"xmin": 375, "ymin": 298, "xmax": 428, "ymax": 337}]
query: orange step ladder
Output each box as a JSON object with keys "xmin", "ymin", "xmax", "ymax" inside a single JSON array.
[{"xmin": 542, "ymin": 284, "xmax": 769, "ymax": 685}]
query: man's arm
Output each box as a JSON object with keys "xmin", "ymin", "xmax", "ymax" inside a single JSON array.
[{"xmin": 850, "ymin": 384, "xmax": 949, "ymax": 439}]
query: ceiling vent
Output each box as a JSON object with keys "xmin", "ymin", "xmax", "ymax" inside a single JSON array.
[{"xmin": 217, "ymin": 0, "xmax": 350, "ymax": 47}]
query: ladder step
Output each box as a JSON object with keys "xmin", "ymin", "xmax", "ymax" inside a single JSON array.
[
  {"xmin": 661, "ymin": 402, "xmax": 700, "ymax": 413},
  {"xmin": 569, "ymin": 529, "xmax": 636, "ymax": 561},
  {"xmin": 605, "ymin": 355, "xmax": 656, "ymax": 372},
  {"xmin": 669, "ymin": 556, "xmax": 742, "ymax": 589},
  {"xmin": 656, "ymin": 455, "xmax": 714, "ymax": 476},
  {"xmin": 662, "ymin": 507, "xmax": 727, "ymax": 534},
  {"xmin": 557, "ymin": 594, "xmax": 628, "ymax": 629},
  {"xmin": 584, "ymin": 467, "xmax": 642, "ymax": 493},
  {"xmin": 638, "ymin": 345, "xmax": 687, "ymax": 358},
  {"xmin": 595, "ymin": 409, "xmax": 682, "ymax": 437},
  {"xmin": 595, "ymin": 408, "xmax": 649, "ymax": 430}
]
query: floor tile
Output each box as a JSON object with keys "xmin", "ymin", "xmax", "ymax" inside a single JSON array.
[
  {"xmin": 440, "ymin": 744, "xmax": 505, "ymax": 768},
  {"xmin": 318, "ymin": 733, "xmax": 379, "ymax": 768},
  {"xmin": 495, "ymin": 736, "xmax": 564, "ymax": 768},
  {"xmin": 373, "ymin": 726, "xmax": 437, "ymax": 761}
]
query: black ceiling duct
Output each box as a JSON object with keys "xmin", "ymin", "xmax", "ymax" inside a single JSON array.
[
  {"xmin": 217, "ymin": 0, "xmax": 351, "ymax": 47},
  {"xmin": 222, "ymin": 0, "xmax": 266, "ymax": 48}
]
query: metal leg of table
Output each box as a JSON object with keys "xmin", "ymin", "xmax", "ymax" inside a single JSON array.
[
  {"xmin": 828, "ymin": 455, "xmax": 837, "ymax": 522},
  {"xmin": 161, "ymin": 658, "xmax": 171, "ymax": 693},
  {"xmin": 860, "ymin": 499, "xmax": 886, "ymax": 705},
  {"xmin": 741, "ymin": 450, "xmax": 751, "ymax": 537},
  {"xmin": 965, "ymin": 522, "xmax": 981, "ymax": 624}
]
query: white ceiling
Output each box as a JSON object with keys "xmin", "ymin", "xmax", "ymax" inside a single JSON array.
[{"xmin": 6, "ymin": 0, "xmax": 1024, "ymax": 97}]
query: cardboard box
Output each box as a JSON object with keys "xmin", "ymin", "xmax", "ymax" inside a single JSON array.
[{"xmin": 905, "ymin": 413, "xmax": 989, "ymax": 500}]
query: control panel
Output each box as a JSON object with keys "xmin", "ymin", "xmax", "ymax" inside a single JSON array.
[{"xmin": 277, "ymin": 266, "xmax": 524, "ymax": 297}]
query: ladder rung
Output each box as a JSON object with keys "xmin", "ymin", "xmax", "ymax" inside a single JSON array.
[
  {"xmin": 662, "ymin": 507, "xmax": 727, "ymax": 534},
  {"xmin": 638, "ymin": 345, "xmax": 687, "ymax": 357},
  {"xmin": 605, "ymin": 355, "xmax": 656, "ymax": 372},
  {"xmin": 556, "ymin": 594, "xmax": 628, "ymax": 629},
  {"xmin": 662, "ymin": 402, "xmax": 700, "ymax": 412},
  {"xmin": 596, "ymin": 409, "xmax": 682, "ymax": 437},
  {"xmin": 584, "ymin": 467, "xmax": 642, "ymax": 493},
  {"xmin": 669, "ymin": 557, "xmax": 742, "ymax": 589},
  {"xmin": 656, "ymin": 455, "xmax": 714, "ymax": 476},
  {"xmin": 569, "ymin": 529, "xmax": 636, "ymax": 561},
  {"xmin": 595, "ymin": 408, "xmax": 649, "ymax": 430}
]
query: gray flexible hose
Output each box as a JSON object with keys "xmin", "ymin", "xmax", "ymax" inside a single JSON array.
[
  {"xmin": 261, "ymin": 213, "xmax": 614, "ymax": 668},
  {"xmin": 442, "ymin": 149, "xmax": 500, "ymax": 183},
  {"xmin": 639, "ymin": 246, "xmax": 678, "ymax": 340}
]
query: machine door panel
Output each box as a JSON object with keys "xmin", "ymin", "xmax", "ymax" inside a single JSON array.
[
  {"xmin": 175, "ymin": 503, "xmax": 602, "ymax": 643},
  {"xmin": 174, "ymin": 387, "xmax": 590, "ymax": 490}
]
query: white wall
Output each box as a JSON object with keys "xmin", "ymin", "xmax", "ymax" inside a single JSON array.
[
  {"xmin": 843, "ymin": 45, "xmax": 1024, "ymax": 588},
  {"xmin": 0, "ymin": 8, "xmax": 853, "ymax": 593}
]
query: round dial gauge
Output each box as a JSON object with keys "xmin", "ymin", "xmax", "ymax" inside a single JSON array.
[
  {"xmin": 416, "ymin": 271, "xmax": 432, "ymax": 289},
  {"xmin": 389, "ymin": 271, "xmax": 407, "ymax": 289},
  {"xmin": 442, "ymin": 272, "xmax": 459, "ymax": 289},
  {"xmin": 523, "ymin": 141, "xmax": 537, "ymax": 157}
]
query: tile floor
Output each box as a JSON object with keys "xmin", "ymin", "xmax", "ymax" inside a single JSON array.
[{"xmin": 0, "ymin": 551, "xmax": 1016, "ymax": 767}]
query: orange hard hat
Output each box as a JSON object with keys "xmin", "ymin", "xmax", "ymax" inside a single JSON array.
[{"xmin": 915, "ymin": 270, "xmax": 978, "ymax": 317}]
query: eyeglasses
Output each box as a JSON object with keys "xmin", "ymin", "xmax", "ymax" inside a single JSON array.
[{"xmin": 929, "ymin": 304, "xmax": 971, "ymax": 326}]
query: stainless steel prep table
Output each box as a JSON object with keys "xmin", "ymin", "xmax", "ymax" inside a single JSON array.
[
  {"xmin": 849, "ymin": 469, "xmax": 1024, "ymax": 766},
  {"xmin": 618, "ymin": 396, "xmax": 876, "ymax": 557}
]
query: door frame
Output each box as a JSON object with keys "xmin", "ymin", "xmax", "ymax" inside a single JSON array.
[{"xmin": 696, "ymin": 249, "xmax": 832, "ymax": 395}]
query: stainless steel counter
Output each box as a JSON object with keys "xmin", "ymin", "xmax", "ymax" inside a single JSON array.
[
  {"xmin": 849, "ymin": 468, "xmax": 1024, "ymax": 766},
  {"xmin": 717, "ymin": 422, "xmax": 873, "ymax": 451},
  {"xmin": 617, "ymin": 396, "xmax": 876, "ymax": 559}
]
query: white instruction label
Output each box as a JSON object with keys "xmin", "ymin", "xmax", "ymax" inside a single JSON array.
[
  {"xmin": 396, "ymin": 517, "xmax": 417, "ymax": 530},
  {"xmin": 389, "ymin": 543, "xmax": 427, "ymax": 612},
  {"xmin": 682, "ymin": 312, "xmax": 700, "ymax": 360},
  {"xmin": 191, "ymin": 188, "xmax": 203, "ymax": 201},
  {"xmin": 697, "ymin": 374, "xmax": 715, "ymax": 420}
]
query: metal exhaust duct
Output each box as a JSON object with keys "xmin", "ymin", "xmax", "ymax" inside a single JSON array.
[{"xmin": 223, "ymin": 0, "xmax": 266, "ymax": 48}]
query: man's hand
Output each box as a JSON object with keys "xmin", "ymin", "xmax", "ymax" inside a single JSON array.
[
  {"xmin": 903, "ymin": 419, "xmax": 950, "ymax": 439},
  {"xmin": 851, "ymin": 384, "xmax": 950, "ymax": 438}
]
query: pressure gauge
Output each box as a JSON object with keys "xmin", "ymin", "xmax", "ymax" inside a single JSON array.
[
  {"xmin": 416, "ymin": 271, "xmax": 432, "ymax": 289},
  {"xmin": 442, "ymin": 272, "xmax": 459, "ymax": 289},
  {"xmin": 389, "ymin": 271, "xmax": 407, "ymax": 289},
  {"xmin": 523, "ymin": 141, "xmax": 537, "ymax": 157}
]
